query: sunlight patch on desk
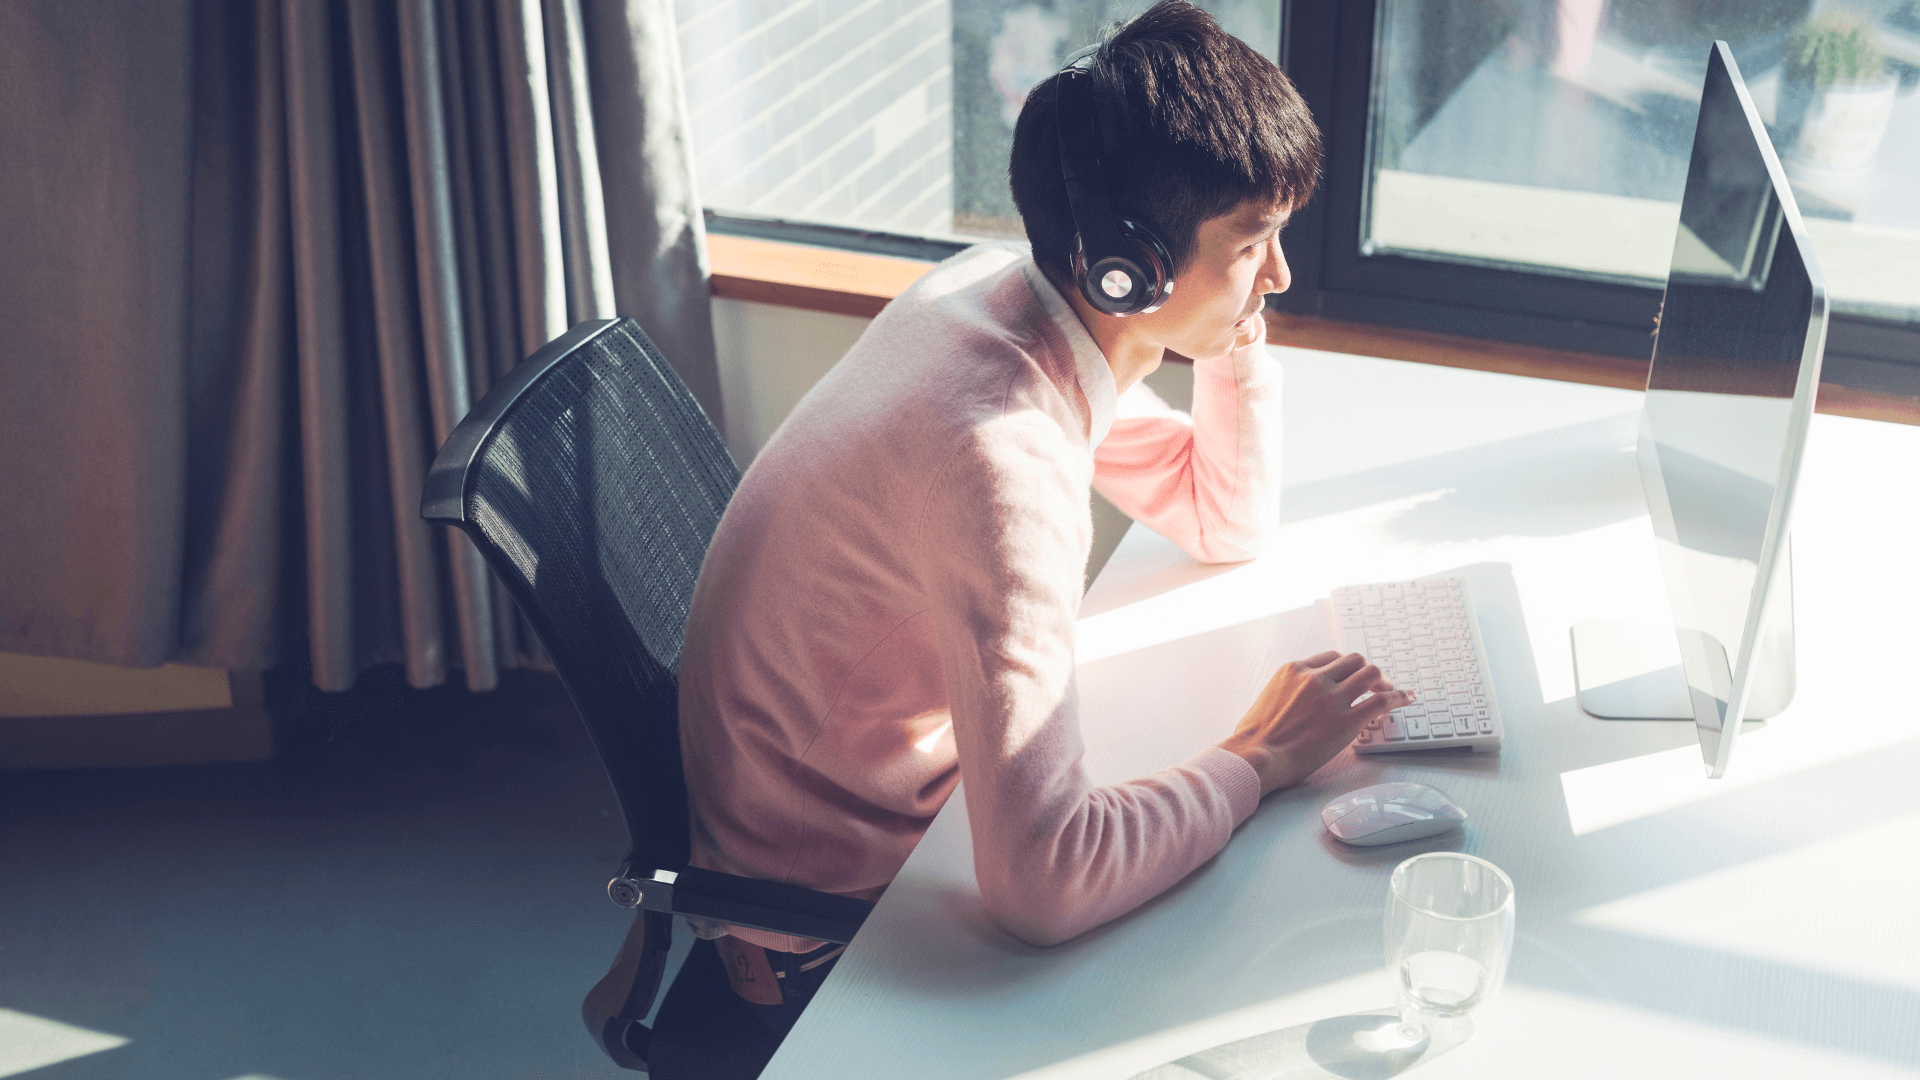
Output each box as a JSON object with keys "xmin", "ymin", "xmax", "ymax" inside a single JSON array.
[
  {"xmin": 1075, "ymin": 491, "xmax": 1455, "ymax": 664},
  {"xmin": 0, "ymin": 1009, "xmax": 128, "ymax": 1077},
  {"xmin": 1467, "ymin": 983, "xmax": 1920, "ymax": 1078},
  {"xmin": 994, "ymin": 972, "xmax": 1920, "ymax": 1079},
  {"xmin": 1000, "ymin": 972, "xmax": 1389, "ymax": 1080},
  {"xmin": 1558, "ymin": 723, "xmax": 1917, "ymax": 836},
  {"xmin": 1570, "ymin": 813, "xmax": 1920, "ymax": 995},
  {"xmin": 1075, "ymin": 560, "xmax": 1274, "ymax": 663}
]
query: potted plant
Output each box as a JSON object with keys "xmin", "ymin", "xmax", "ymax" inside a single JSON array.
[{"xmin": 1776, "ymin": 8, "xmax": 1897, "ymax": 207}]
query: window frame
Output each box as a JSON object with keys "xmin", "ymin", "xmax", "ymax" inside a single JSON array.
[
  {"xmin": 699, "ymin": 1, "xmax": 1920, "ymax": 405},
  {"xmin": 1272, "ymin": 1, "xmax": 1920, "ymax": 397}
]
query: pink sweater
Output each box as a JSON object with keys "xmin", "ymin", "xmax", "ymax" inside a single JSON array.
[{"xmin": 677, "ymin": 245, "xmax": 1275, "ymax": 950}]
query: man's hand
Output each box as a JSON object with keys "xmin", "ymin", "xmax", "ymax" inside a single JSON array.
[
  {"xmin": 1231, "ymin": 307, "xmax": 1266, "ymax": 351},
  {"xmin": 1219, "ymin": 651, "xmax": 1415, "ymax": 797}
]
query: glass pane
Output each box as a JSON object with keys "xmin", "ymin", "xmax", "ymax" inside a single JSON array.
[
  {"xmin": 1365, "ymin": 0, "xmax": 1920, "ymax": 324},
  {"xmin": 676, "ymin": 0, "xmax": 1280, "ymax": 241}
]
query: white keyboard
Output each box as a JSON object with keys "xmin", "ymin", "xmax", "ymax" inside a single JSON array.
[{"xmin": 1331, "ymin": 576, "xmax": 1503, "ymax": 755}]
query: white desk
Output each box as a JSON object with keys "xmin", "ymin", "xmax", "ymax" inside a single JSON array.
[{"xmin": 763, "ymin": 348, "xmax": 1920, "ymax": 1080}]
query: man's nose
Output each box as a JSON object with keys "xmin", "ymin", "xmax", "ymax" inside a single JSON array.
[{"xmin": 1261, "ymin": 236, "xmax": 1291, "ymax": 295}]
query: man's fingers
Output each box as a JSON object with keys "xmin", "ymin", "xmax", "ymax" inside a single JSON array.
[
  {"xmin": 1318, "ymin": 652, "xmax": 1367, "ymax": 683},
  {"xmin": 1358, "ymin": 688, "xmax": 1416, "ymax": 720},
  {"xmin": 1335, "ymin": 661, "xmax": 1386, "ymax": 701},
  {"xmin": 1299, "ymin": 650, "xmax": 1340, "ymax": 668}
]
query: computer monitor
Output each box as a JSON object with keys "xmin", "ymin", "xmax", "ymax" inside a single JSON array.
[{"xmin": 1572, "ymin": 41, "xmax": 1826, "ymax": 779}]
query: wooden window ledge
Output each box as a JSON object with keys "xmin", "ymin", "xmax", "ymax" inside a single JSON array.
[{"xmin": 706, "ymin": 233, "xmax": 1920, "ymax": 426}]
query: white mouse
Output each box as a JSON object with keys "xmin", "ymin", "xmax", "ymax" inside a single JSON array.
[{"xmin": 1321, "ymin": 782, "xmax": 1467, "ymax": 847}]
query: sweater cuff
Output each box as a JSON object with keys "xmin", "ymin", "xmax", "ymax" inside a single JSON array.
[{"xmin": 1188, "ymin": 745, "xmax": 1264, "ymax": 827}]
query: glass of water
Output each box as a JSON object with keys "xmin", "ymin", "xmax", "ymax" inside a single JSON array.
[{"xmin": 1385, "ymin": 852, "xmax": 1515, "ymax": 1041}]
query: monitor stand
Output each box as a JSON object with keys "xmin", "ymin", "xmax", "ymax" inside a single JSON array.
[{"xmin": 1572, "ymin": 540, "xmax": 1796, "ymax": 721}]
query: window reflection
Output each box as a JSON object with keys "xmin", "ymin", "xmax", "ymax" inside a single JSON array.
[
  {"xmin": 1367, "ymin": 0, "xmax": 1920, "ymax": 323},
  {"xmin": 676, "ymin": 1, "xmax": 1279, "ymax": 240}
]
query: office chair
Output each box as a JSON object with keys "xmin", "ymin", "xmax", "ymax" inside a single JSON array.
[{"xmin": 421, "ymin": 317, "xmax": 872, "ymax": 1071}]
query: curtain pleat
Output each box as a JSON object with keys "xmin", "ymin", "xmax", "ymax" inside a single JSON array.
[
  {"xmin": 451, "ymin": 0, "xmax": 533, "ymax": 673},
  {"xmin": 398, "ymin": 0, "xmax": 498, "ymax": 692},
  {"xmin": 343, "ymin": 0, "xmax": 447, "ymax": 690},
  {"xmin": 456, "ymin": 1, "xmax": 524, "ymax": 385},
  {"xmin": 579, "ymin": 0, "xmax": 724, "ymax": 421},
  {"xmin": 495, "ymin": 0, "xmax": 570, "ymax": 356},
  {"xmin": 179, "ymin": 0, "xmax": 300, "ymax": 669},
  {"xmin": 282, "ymin": 0, "xmax": 360, "ymax": 692},
  {"xmin": 1, "ymin": 0, "xmax": 722, "ymax": 694},
  {"xmin": 546, "ymin": 0, "xmax": 618, "ymax": 323}
]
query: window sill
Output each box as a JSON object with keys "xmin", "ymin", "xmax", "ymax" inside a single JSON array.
[{"xmin": 706, "ymin": 234, "xmax": 1920, "ymax": 426}]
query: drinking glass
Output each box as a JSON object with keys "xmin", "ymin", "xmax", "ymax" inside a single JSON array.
[{"xmin": 1384, "ymin": 852, "xmax": 1515, "ymax": 1042}]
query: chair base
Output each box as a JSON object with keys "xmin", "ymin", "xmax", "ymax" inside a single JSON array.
[{"xmin": 582, "ymin": 908, "xmax": 673, "ymax": 1072}]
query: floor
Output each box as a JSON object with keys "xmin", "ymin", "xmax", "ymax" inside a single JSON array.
[{"xmin": 2, "ymin": 670, "xmax": 693, "ymax": 1080}]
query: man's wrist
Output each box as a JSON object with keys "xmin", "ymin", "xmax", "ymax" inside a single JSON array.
[{"xmin": 1218, "ymin": 739, "xmax": 1279, "ymax": 797}]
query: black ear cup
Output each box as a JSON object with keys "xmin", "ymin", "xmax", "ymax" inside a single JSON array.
[
  {"xmin": 1055, "ymin": 65, "xmax": 1176, "ymax": 318},
  {"xmin": 1072, "ymin": 218, "xmax": 1174, "ymax": 316}
]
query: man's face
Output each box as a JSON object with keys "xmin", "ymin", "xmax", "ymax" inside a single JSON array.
[{"xmin": 1135, "ymin": 199, "xmax": 1293, "ymax": 360}]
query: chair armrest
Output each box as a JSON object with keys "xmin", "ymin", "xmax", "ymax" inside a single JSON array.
[{"xmin": 615, "ymin": 866, "xmax": 872, "ymax": 945}]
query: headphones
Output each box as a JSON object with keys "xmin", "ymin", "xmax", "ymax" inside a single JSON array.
[{"xmin": 1055, "ymin": 61, "xmax": 1176, "ymax": 317}]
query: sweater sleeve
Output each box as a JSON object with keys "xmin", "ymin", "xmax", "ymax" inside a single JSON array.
[
  {"xmin": 917, "ymin": 412, "xmax": 1263, "ymax": 948},
  {"xmin": 1092, "ymin": 318, "xmax": 1282, "ymax": 563}
]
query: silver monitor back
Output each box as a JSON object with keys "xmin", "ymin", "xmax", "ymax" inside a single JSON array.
[{"xmin": 1639, "ymin": 41, "xmax": 1827, "ymax": 779}]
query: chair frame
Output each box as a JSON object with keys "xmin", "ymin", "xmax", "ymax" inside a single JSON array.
[{"xmin": 421, "ymin": 317, "xmax": 871, "ymax": 941}]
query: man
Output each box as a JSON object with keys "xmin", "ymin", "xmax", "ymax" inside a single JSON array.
[{"xmin": 645, "ymin": 3, "xmax": 1411, "ymax": 1074}]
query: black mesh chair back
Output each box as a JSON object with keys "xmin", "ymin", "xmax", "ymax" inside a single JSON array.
[
  {"xmin": 422, "ymin": 318, "xmax": 736, "ymax": 877},
  {"xmin": 424, "ymin": 318, "xmax": 868, "ymax": 1070}
]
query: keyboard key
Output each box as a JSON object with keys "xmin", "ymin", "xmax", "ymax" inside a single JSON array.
[
  {"xmin": 1478, "ymin": 719, "xmax": 1494, "ymax": 734},
  {"xmin": 1361, "ymin": 587, "xmax": 1381, "ymax": 605},
  {"xmin": 1385, "ymin": 717, "xmax": 1406, "ymax": 740},
  {"xmin": 1430, "ymin": 721, "xmax": 1454, "ymax": 737},
  {"xmin": 1403, "ymin": 704, "xmax": 1427, "ymax": 717},
  {"xmin": 1448, "ymin": 692, "xmax": 1471, "ymax": 706},
  {"xmin": 1406, "ymin": 716, "xmax": 1429, "ymax": 738}
]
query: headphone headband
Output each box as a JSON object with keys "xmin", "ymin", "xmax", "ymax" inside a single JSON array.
[{"xmin": 1054, "ymin": 65, "xmax": 1173, "ymax": 316}]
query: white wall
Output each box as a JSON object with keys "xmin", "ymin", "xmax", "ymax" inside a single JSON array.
[{"xmin": 710, "ymin": 297, "xmax": 872, "ymax": 463}]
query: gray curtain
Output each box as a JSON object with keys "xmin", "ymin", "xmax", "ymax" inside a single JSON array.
[{"xmin": 0, "ymin": 0, "xmax": 721, "ymax": 692}]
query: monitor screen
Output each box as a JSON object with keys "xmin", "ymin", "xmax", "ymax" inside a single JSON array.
[{"xmin": 1638, "ymin": 42, "xmax": 1827, "ymax": 779}]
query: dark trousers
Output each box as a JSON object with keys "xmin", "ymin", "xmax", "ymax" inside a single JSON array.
[{"xmin": 646, "ymin": 937, "xmax": 843, "ymax": 1079}]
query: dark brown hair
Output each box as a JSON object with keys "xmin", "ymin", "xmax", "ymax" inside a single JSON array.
[{"xmin": 1009, "ymin": 0, "xmax": 1322, "ymax": 280}]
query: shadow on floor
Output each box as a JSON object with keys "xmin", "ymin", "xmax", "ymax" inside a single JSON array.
[{"xmin": 1, "ymin": 668, "xmax": 685, "ymax": 1080}]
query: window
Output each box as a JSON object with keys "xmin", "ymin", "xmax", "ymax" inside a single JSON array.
[
  {"xmin": 675, "ymin": 0, "xmax": 1280, "ymax": 241},
  {"xmin": 676, "ymin": 0, "xmax": 1920, "ymax": 393},
  {"xmin": 1363, "ymin": 0, "xmax": 1920, "ymax": 323}
]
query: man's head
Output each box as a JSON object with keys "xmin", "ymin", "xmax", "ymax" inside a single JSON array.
[
  {"xmin": 1009, "ymin": 1, "xmax": 1321, "ymax": 362},
  {"xmin": 1010, "ymin": 1, "xmax": 1321, "ymax": 283}
]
